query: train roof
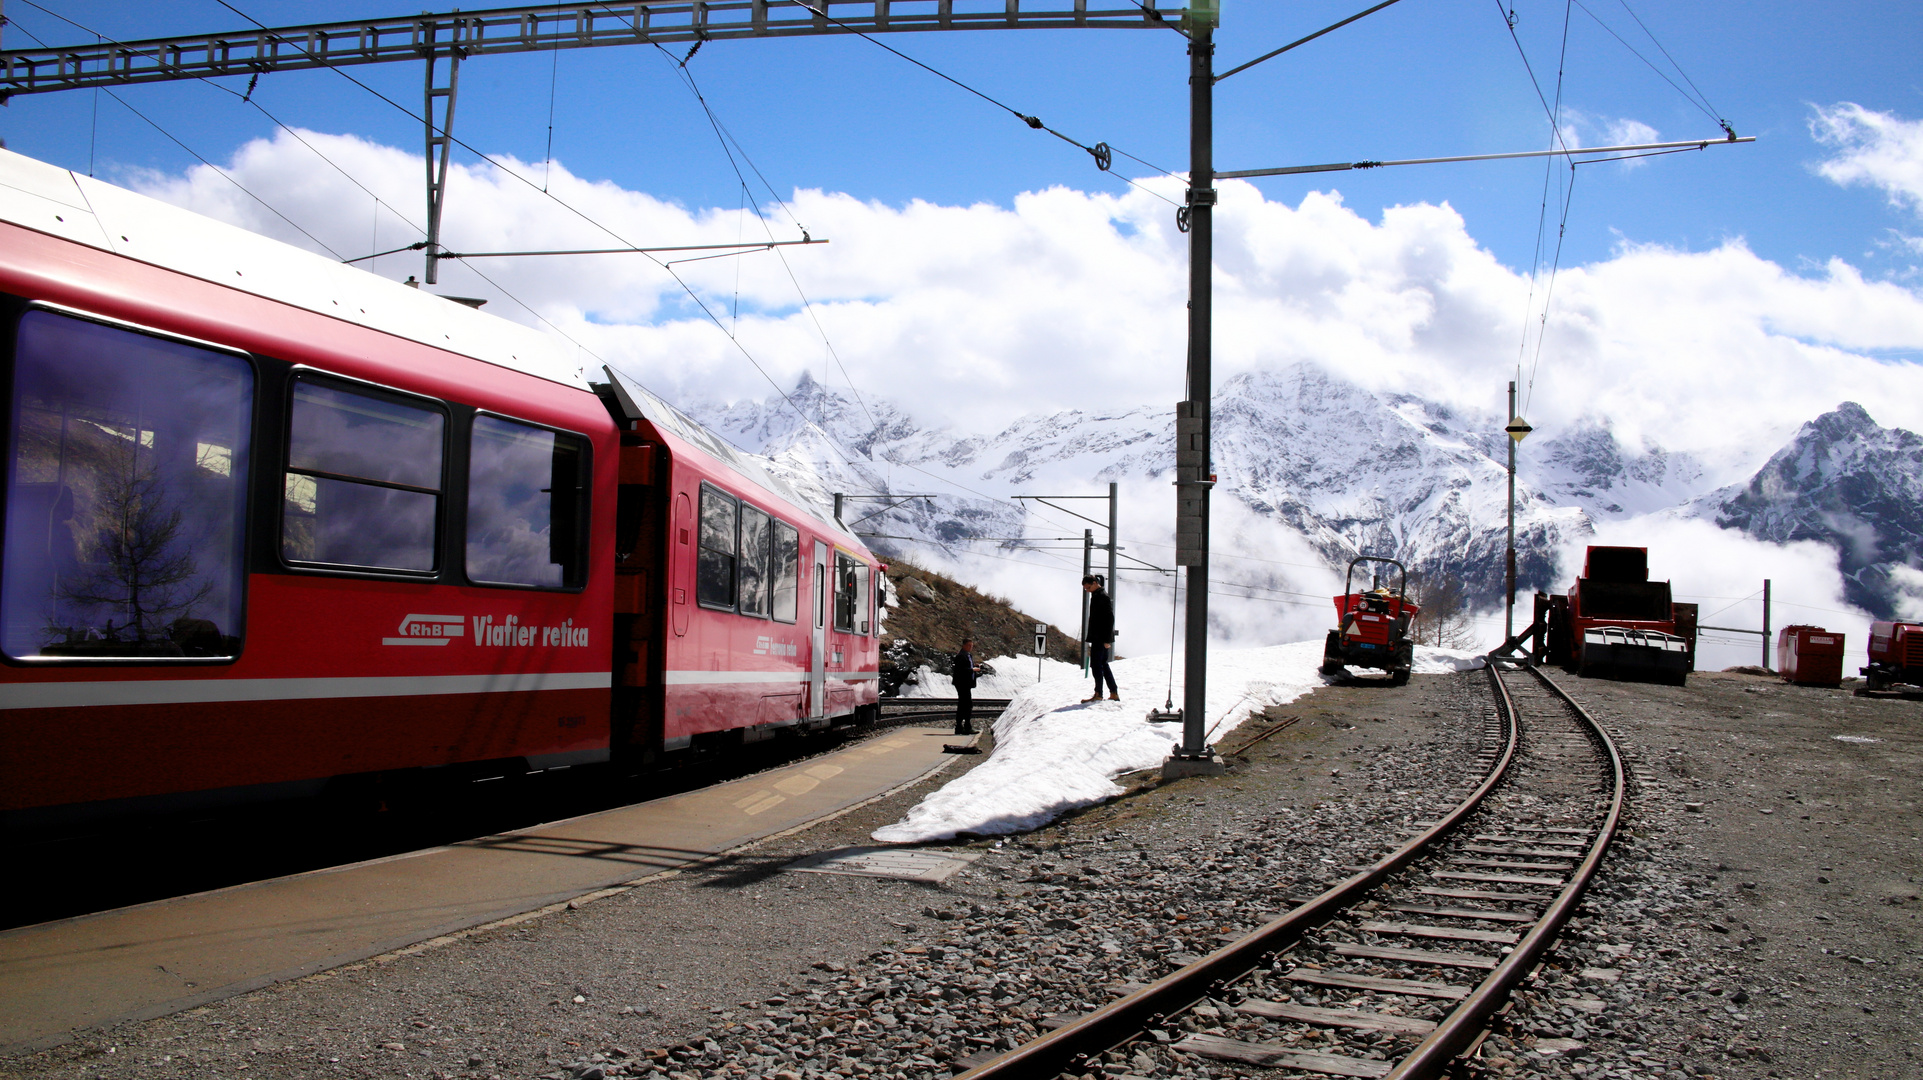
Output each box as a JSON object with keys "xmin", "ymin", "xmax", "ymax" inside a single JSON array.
[
  {"xmin": 0, "ymin": 147, "xmax": 589, "ymax": 392},
  {"xmin": 599, "ymin": 367, "xmax": 867, "ymax": 551},
  {"xmin": 0, "ymin": 148, "xmax": 872, "ymax": 558}
]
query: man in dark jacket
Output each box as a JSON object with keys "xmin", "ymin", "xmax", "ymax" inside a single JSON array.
[
  {"xmin": 1083, "ymin": 575, "xmax": 1119, "ymax": 702},
  {"xmin": 952, "ymin": 637, "xmax": 982, "ymax": 735}
]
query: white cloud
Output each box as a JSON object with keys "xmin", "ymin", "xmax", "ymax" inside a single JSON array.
[
  {"xmin": 1812, "ymin": 103, "xmax": 1923, "ymax": 218},
  {"xmin": 128, "ymin": 127, "xmax": 1923, "ymax": 462}
]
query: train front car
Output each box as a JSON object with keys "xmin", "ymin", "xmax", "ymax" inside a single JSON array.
[
  {"xmin": 595, "ymin": 375, "xmax": 882, "ymax": 758},
  {"xmin": 0, "ymin": 148, "xmax": 623, "ymax": 828}
]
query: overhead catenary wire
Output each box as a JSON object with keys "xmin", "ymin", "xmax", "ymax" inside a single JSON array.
[
  {"xmin": 194, "ymin": 1, "xmax": 878, "ymax": 479},
  {"xmin": 179, "ymin": 0, "xmax": 1145, "ymax": 545},
  {"xmin": 1579, "ymin": 0, "xmax": 1729, "ymax": 133},
  {"xmin": 782, "ymin": 0, "xmax": 1182, "ymax": 206}
]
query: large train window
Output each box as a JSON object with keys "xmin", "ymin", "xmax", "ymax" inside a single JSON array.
[
  {"xmin": 737, "ymin": 504, "xmax": 772, "ymax": 617},
  {"xmin": 696, "ymin": 483, "xmax": 738, "ymax": 609},
  {"xmin": 770, "ymin": 520, "xmax": 800, "ymax": 624},
  {"xmin": 283, "ymin": 377, "xmax": 444, "ymax": 574},
  {"xmin": 833, "ymin": 552, "xmax": 864, "ymax": 634},
  {"xmin": 467, "ymin": 415, "xmax": 588, "ymax": 589},
  {"xmin": 2, "ymin": 308, "xmax": 253, "ymax": 661}
]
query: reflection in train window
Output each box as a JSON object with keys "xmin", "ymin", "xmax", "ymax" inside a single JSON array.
[
  {"xmin": 697, "ymin": 483, "xmax": 738, "ymax": 609},
  {"xmin": 467, "ymin": 415, "xmax": 588, "ymax": 588},
  {"xmin": 738, "ymin": 504, "xmax": 772, "ymax": 617},
  {"xmin": 833, "ymin": 552, "xmax": 863, "ymax": 634},
  {"xmin": 2, "ymin": 309, "xmax": 253, "ymax": 660},
  {"xmin": 283, "ymin": 379, "xmax": 443, "ymax": 573},
  {"xmin": 770, "ymin": 519, "xmax": 799, "ymax": 624}
]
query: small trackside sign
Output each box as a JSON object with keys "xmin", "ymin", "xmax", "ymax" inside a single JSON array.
[{"xmin": 383, "ymin": 614, "xmax": 466, "ymax": 646}]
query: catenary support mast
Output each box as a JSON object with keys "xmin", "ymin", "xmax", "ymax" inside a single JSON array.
[{"xmin": 1169, "ymin": 6, "xmax": 1218, "ymax": 771}]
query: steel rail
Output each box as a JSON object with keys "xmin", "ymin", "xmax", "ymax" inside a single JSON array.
[
  {"xmin": 1384, "ymin": 661, "xmax": 1626, "ymax": 1078},
  {"xmin": 955, "ymin": 668, "xmax": 1522, "ymax": 1079}
]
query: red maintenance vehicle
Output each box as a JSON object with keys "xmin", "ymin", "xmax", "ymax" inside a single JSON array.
[
  {"xmin": 0, "ymin": 148, "xmax": 883, "ymax": 829},
  {"xmin": 1538, "ymin": 546, "xmax": 1697, "ymax": 685},
  {"xmin": 1862, "ymin": 621, "xmax": 1923, "ymax": 691},
  {"xmin": 1321, "ymin": 555, "xmax": 1419, "ymax": 685}
]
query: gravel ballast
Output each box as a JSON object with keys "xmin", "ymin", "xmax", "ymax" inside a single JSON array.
[{"xmin": 6, "ymin": 669, "xmax": 1917, "ymax": 1080}]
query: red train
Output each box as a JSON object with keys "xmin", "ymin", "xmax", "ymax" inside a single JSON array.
[{"xmin": 0, "ymin": 149, "xmax": 882, "ymax": 827}]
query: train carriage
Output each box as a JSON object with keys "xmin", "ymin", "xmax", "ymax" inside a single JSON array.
[{"xmin": 0, "ymin": 148, "xmax": 880, "ymax": 827}]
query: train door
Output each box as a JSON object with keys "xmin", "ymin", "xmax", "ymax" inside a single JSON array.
[
  {"xmin": 671, "ymin": 491, "xmax": 691, "ymax": 637},
  {"xmin": 809, "ymin": 539, "xmax": 829, "ymax": 719}
]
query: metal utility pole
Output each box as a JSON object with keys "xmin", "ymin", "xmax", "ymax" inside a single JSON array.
[
  {"xmin": 422, "ymin": 25, "xmax": 463, "ymax": 286},
  {"xmin": 1081, "ymin": 529, "xmax": 1095, "ymax": 673},
  {"xmin": 1107, "ymin": 480, "xmax": 1120, "ymax": 615},
  {"xmin": 1503, "ymin": 384, "xmax": 1532, "ymax": 643},
  {"xmin": 1762, "ymin": 578, "xmax": 1772, "ymax": 670},
  {"xmin": 1167, "ymin": 2, "xmax": 1220, "ymax": 776}
]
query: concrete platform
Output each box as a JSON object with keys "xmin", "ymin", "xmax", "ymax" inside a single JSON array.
[{"xmin": 0, "ymin": 725, "xmax": 967, "ymax": 1052}]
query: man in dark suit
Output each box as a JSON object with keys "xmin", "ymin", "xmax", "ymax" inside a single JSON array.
[
  {"xmin": 1083, "ymin": 574, "xmax": 1119, "ymax": 703},
  {"xmin": 953, "ymin": 637, "xmax": 982, "ymax": 735}
]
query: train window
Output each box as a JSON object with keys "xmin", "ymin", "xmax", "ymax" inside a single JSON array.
[
  {"xmin": 770, "ymin": 520, "xmax": 799, "ymax": 624},
  {"xmin": 3, "ymin": 309, "xmax": 253, "ymax": 661},
  {"xmin": 467, "ymin": 415, "xmax": 588, "ymax": 589},
  {"xmin": 283, "ymin": 379, "xmax": 443, "ymax": 573},
  {"xmin": 737, "ymin": 504, "xmax": 772, "ymax": 617},
  {"xmin": 696, "ymin": 483, "xmax": 738, "ymax": 609},
  {"xmin": 833, "ymin": 552, "xmax": 862, "ymax": 633}
]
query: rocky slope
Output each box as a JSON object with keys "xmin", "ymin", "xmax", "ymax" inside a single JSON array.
[{"xmin": 877, "ymin": 558, "xmax": 1079, "ymax": 696}]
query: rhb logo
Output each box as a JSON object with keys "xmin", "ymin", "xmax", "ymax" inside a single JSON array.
[
  {"xmin": 380, "ymin": 613, "xmax": 590, "ymax": 648},
  {"xmin": 382, "ymin": 614, "xmax": 466, "ymax": 646}
]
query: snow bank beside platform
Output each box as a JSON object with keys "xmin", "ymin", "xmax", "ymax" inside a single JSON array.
[
  {"xmin": 873, "ymin": 642, "xmax": 1485, "ymax": 843},
  {"xmin": 896, "ymin": 655, "xmax": 1086, "ymax": 699}
]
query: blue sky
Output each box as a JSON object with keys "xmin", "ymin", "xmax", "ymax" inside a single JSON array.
[{"xmin": 3, "ymin": 0, "xmax": 1920, "ymax": 281}]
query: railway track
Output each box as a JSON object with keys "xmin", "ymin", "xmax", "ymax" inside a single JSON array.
[{"xmin": 959, "ymin": 661, "xmax": 1624, "ymax": 1080}]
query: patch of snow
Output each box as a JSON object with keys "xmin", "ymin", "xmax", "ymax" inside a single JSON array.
[
  {"xmin": 1832, "ymin": 734, "xmax": 1881, "ymax": 744},
  {"xmin": 1412, "ymin": 647, "xmax": 1487, "ymax": 673},
  {"xmin": 872, "ymin": 642, "xmax": 1329, "ymax": 843},
  {"xmin": 896, "ymin": 655, "xmax": 1086, "ymax": 699}
]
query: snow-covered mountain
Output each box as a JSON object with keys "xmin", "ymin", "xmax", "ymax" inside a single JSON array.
[
  {"xmin": 676, "ymin": 363, "xmax": 1781, "ymax": 614},
  {"xmin": 1691, "ymin": 402, "xmax": 1923, "ymax": 619},
  {"xmin": 671, "ymin": 364, "xmax": 1923, "ymax": 634}
]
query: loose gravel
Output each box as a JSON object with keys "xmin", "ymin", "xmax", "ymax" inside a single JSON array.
[{"xmin": 7, "ymin": 668, "xmax": 1914, "ymax": 1080}]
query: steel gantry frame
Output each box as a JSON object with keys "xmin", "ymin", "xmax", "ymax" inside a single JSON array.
[{"xmin": 0, "ymin": 2, "xmax": 1184, "ymax": 281}]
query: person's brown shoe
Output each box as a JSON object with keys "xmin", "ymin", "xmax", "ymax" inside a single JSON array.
[
  {"xmin": 1082, "ymin": 693, "xmax": 1103, "ymax": 703},
  {"xmin": 1109, "ymin": 692, "xmax": 1121, "ymax": 701}
]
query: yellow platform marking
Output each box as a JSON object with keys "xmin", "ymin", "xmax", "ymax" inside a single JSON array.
[
  {"xmin": 775, "ymin": 775, "xmax": 820, "ymax": 797},
  {"xmin": 740, "ymin": 793, "xmax": 786, "ymax": 816}
]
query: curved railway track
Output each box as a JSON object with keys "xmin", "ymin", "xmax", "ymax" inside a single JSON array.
[{"xmin": 959, "ymin": 662, "xmax": 1625, "ymax": 1080}]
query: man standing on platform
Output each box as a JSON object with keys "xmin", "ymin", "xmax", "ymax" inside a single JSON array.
[
  {"xmin": 952, "ymin": 637, "xmax": 982, "ymax": 735},
  {"xmin": 1083, "ymin": 575, "xmax": 1119, "ymax": 703}
]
